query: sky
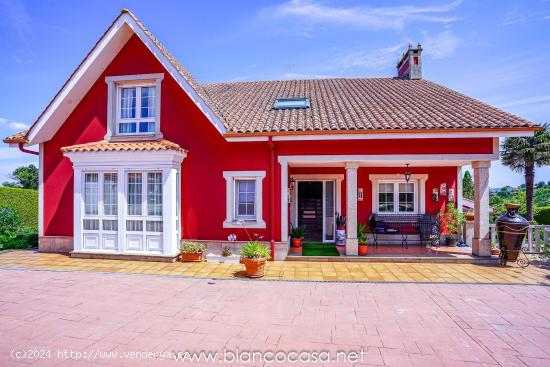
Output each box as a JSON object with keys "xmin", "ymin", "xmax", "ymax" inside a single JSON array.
[{"xmin": 0, "ymin": 0, "xmax": 549, "ymax": 187}]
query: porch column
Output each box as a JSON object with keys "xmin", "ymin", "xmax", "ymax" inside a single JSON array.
[
  {"xmin": 472, "ymin": 161, "xmax": 491, "ymax": 257},
  {"xmin": 345, "ymin": 162, "xmax": 359, "ymax": 256},
  {"xmin": 280, "ymin": 158, "xmax": 289, "ymax": 243}
]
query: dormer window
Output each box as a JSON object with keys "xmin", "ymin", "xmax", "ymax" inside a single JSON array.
[{"xmin": 105, "ymin": 73, "xmax": 164, "ymax": 140}]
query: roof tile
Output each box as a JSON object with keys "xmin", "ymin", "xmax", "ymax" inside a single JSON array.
[{"xmin": 61, "ymin": 139, "xmax": 186, "ymax": 153}]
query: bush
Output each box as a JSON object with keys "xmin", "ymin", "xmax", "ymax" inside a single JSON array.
[
  {"xmin": 0, "ymin": 209, "xmax": 37, "ymax": 250},
  {"xmin": 290, "ymin": 224, "xmax": 305, "ymax": 239},
  {"xmin": 179, "ymin": 241, "xmax": 206, "ymax": 254},
  {"xmin": 0, "ymin": 187, "xmax": 38, "ymax": 230},
  {"xmin": 240, "ymin": 241, "xmax": 271, "ymax": 260},
  {"xmin": 534, "ymin": 207, "xmax": 550, "ymax": 225}
]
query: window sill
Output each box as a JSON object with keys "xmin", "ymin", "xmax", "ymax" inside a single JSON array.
[
  {"xmin": 223, "ymin": 220, "xmax": 266, "ymax": 229},
  {"xmin": 106, "ymin": 133, "xmax": 163, "ymax": 142}
]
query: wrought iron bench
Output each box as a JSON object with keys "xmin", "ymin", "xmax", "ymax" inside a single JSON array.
[{"xmin": 368, "ymin": 214, "xmax": 440, "ymax": 248}]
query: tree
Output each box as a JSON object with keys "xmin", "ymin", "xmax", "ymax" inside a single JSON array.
[
  {"xmin": 501, "ymin": 123, "xmax": 550, "ymax": 220},
  {"xmin": 2, "ymin": 164, "xmax": 38, "ymax": 190},
  {"xmin": 462, "ymin": 170, "xmax": 474, "ymax": 200}
]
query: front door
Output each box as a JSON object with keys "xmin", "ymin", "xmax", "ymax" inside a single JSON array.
[{"xmin": 298, "ymin": 181, "xmax": 323, "ymax": 242}]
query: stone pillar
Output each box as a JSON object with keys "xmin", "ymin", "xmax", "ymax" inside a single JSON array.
[
  {"xmin": 472, "ymin": 161, "xmax": 491, "ymax": 257},
  {"xmin": 345, "ymin": 162, "xmax": 359, "ymax": 256},
  {"xmin": 280, "ymin": 159, "xmax": 289, "ymax": 243}
]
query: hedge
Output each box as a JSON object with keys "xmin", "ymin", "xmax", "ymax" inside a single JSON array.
[
  {"xmin": 534, "ymin": 206, "xmax": 550, "ymax": 225},
  {"xmin": 0, "ymin": 187, "xmax": 38, "ymax": 230}
]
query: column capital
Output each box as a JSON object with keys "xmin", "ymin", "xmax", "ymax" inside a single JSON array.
[
  {"xmin": 345, "ymin": 161, "xmax": 360, "ymax": 169},
  {"xmin": 472, "ymin": 161, "xmax": 491, "ymax": 169}
]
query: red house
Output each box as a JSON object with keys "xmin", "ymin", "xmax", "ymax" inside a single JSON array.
[{"xmin": 4, "ymin": 10, "xmax": 538, "ymax": 261}]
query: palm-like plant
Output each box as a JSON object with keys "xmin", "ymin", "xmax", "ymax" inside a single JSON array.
[{"xmin": 501, "ymin": 123, "xmax": 550, "ymax": 220}]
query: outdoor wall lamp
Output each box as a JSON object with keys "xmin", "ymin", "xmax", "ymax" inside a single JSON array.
[{"xmin": 404, "ymin": 163, "xmax": 412, "ymax": 183}]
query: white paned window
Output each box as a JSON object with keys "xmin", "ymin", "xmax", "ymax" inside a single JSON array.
[
  {"xmin": 84, "ymin": 173, "xmax": 99, "ymax": 215},
  {"xmin": 398, "ymin": 183, "xmax": 415, "ymax": 212},
  {"xmin": 376, "ymin": 181, "xmax": 417, "ymax": 214},
  {"xmin": 103, "ymin": 173, "xmax": 118, "ymax": 215},
  {"xmin": 127, "ymin": 173, "xmax": 142, "ymax": 215},
  {"xmin": 147, "ymin": 172, "xmax": 163, "ymax": 216},
  {"xmin": 235, "ymin": 179, "xmax": 256, "ymax": 220},
  {"xmin": 378, "ymin": 183, "xmax": 394, "ymax": 213},
  {"xmin": 223, "ymin": 171, "xmax": 266, "ymax": 228},
  {"xmin": 117, "ymin": 85, "xmax": 157, "ymax": 135}
]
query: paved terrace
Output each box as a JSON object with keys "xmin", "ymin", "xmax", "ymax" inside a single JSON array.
[
  {"xmin": 1, "ymin": 268, "xmax": 550, "ymax": 366},
  {"xmin": 0, "ymin": 250, "xmax": 549, "ymax": 284}
]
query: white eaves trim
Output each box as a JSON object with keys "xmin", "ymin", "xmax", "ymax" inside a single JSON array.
[{"xmin": 27, "ymin": 12, "xmax": 226, "ymax": 145}]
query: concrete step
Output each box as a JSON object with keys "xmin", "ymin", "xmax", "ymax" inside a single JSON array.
[{"xmin": 285, "ymin": 254, "xmax": 498, "ymax": 264}]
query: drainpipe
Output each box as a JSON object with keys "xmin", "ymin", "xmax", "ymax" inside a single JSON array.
[
  {"xmin": 269, "ymin": 136, "xmax": 275, "ymax": 260},
  {"xmin": 18, "ymin": 143, "xmax": 39, "ymax": 156}
]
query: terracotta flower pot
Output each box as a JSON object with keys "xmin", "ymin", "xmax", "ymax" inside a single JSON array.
[
  {"xmin": 242, "ymin": 257, "xmax": 267, "ymax": 278},
  {"xmin": 180, "ymin": 252, "xmax": 203, "ymax": 262},
  {"xmin": 358, "ymin": 244, "xmax": 368, "ymax": 256},
  {"xmin": 466, "ymin": 214, "xmax": 475, "ymax": 221},
  {"xmin": 291, "ymin": 238, "xmax": 303, "ymax": 248},
  {"xmin": 491, "ymin": 248, "xmax": 500, "ymax": 256}
]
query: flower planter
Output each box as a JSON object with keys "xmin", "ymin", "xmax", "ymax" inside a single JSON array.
[
  {"xmin": 358, "ymin": 244, "xmax": 368, "ymax": 256},
  {"xmin": 180, "ymin": 252, "xmax": 203, "ymax": 262},
  {"xmin": 491, "ymin": 248, "xmax": 500, "ymax": 256},
  {"xmin": 242, "ymin": 257, "xmax": 267, "ymax": 278},
  {"xmin": 291, "ymin": 238, "xmax": 303, "ymax": 248},
  {"xmin": 496, "ymin": 204, "xmax": 529, "ymax": 263},
  {"xmin": 465, "ymin": 214, "xmax": 475, "ymax": 221},
  {"xmin": 446, "ymin": 236, "xmax": 458, "ymax": 247}
]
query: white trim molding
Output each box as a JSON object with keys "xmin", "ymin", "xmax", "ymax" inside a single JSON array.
[
  {"xmin": 368, "ymin": 174, "xmax": 428, "ymax": 214},
  {"xmin": 105, "ymin": 73, "xmax": 164, "ymax": 140},
  {"xmin": 64, "ymin": 149, "xmax": 185, "ymax": 257},
  {"xmin": 223, "ymin": 171, "xmax": 266, "ymax": 229},
  {"xmin": 38, "ymin": 143, "xmax": 44, "ymax": 237},
  {"xmin": 267, "ymin": 131, "xmax": 534, "ymax": 141}
]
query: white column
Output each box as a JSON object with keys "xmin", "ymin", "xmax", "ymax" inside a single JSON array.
[
  {"xmin": 472, "ymin": 161, "xmax": 491, "ymax": 257},
  {"xmin": 280, "ymin": 159, "xmax": 289, "ymax": 243},
  {"xmin": 117, "ymin": 168, "xmax": 125, "ymax": 253},
  {"xmin": 345, "ymin": 162, "xmax": 359, "ymax": 256},
  {"xmin": 73, "ymin": 167, "xmax": 82, "ymax": 252},
  {"xmin": 163, "ymin": 168, "xmax": 178, "ymax": 256}
]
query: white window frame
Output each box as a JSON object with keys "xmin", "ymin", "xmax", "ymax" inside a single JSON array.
[
  {"xmin": 376, "ymin": 180, "xmax": 418, "ymax": 214},
  {"xmin": 369, "ymin": 174, "xmax": 428, "ymax": 214},
  {"xmin": 105, "ymin": 73, "xmax": 164, "ymax": 140},
  {"xmin": 223, "ymin": 171, "xmax": 266, "ymax": 228}
]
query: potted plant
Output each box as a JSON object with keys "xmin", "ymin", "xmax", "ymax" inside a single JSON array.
[
  {"xmin": 491, "ymin": 242, "xmax": 500, "ymax": 256},
  {"xmin": 465, "ymin": 212, "xmax": 475, "ymax": 221},
  {"xmin": 438, "ymin": 203, "xmax": 465, "ymax": 247},
  {"xmin": 179, "ymin": 241, "xmax": 206, "ymax": 262},
  {"xmin": 335, "ymin": 213, "xmax": 346, "ymax": 246},
  {"xmin": 290, "ymin": 224, "xmax": 305, "ymax": 248},
  {"xmin": 240, "ymin": 240, "xmax": 271, "ymax": 278},
  {"xmin": 222, "ymin": 246, "xmax": 232, "ymax": 257},
  {"xmin": 358, "ymin": 223, "xmax": 368, "ymax": 256}
]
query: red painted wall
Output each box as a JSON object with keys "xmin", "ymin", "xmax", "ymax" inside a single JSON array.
[{"xmin": 42, "ymin": 34, "xmax": 488, "ymax": 243}]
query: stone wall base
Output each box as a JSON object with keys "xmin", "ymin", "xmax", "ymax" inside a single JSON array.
[
  {"xmin": 190, "ymin": 240, "xmax": 288, "ymax": 261},
  {"xmin": 70, "ymin": 252, "xmax": 177, "ymax": 262},
  {"xmin": 39, "ymin": 236, "xmax": 74, "ymax": 253}
]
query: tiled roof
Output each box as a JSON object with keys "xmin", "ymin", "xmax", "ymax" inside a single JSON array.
[
  {"xmin": 61, "ymin": 139, "xmax": 186, "ymax": 153},
  {"xmin": 3, "ymin": 130, "xmax": 29, "ymax": 144},
  {"xmin": 202, "ymin": 78, "xmax": 537, "ymax": 134}
]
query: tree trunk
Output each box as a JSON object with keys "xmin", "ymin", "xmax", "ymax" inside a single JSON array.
[{"xmin": 524, "ymin": 161, "xmax": 535, "ymax": 221}]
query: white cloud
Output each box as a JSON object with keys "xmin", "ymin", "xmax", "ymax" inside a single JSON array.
[
  {"xmin": 0, "ymin": 116, "xmax": 29, "ymax": 131},
  {"xmin": 498, "ymin": 95, "xmax": 550, "ymax": 109},
  {"xmin": 503, "ymin": 8, "xmax": 550, "ymax": 26},
  {"xmin": 421, "ymin": 30, "xmax": 459, "ymax": 59},
  {"xmin": 330, "ymin": 43, "xmax": 407, "ymax": 70},
  {"xmin": 262, "ymin": 0, "xmax": 462, "ymax": 31}
]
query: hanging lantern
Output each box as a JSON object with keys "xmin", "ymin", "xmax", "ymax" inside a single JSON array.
[{"xmin": 404, "ymin": 163, "xmax": 411, "ymax": 183}]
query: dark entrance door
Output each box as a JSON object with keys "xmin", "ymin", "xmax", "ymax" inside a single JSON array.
[{"xmin": 298, "ymin": 181, "xmax": 323, "ymax": 242}]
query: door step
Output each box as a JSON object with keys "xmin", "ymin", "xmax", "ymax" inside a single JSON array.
[{"xmin": 285, "ymin": 254, "xmax": 498, "ymax": 264}]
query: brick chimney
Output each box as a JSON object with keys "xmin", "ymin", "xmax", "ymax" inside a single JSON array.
[{"xmin": 396, "ymin": 43, "xmax": 422, "ymax": 80}]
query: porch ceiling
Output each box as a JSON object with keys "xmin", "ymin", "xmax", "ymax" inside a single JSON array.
[{"xmin": 287, "ymin": 159, "xmax": 475, "ymax": 167}]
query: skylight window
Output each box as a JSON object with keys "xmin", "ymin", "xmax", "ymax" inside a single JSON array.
[{"xmin": 274, "ymin": 98, "xmax": 310, "ymax": 110}]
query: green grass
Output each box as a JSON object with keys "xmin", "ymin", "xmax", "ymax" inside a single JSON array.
[
  {"xmin": 301, "ymin": 242, "xmax": 340, "ymax": 256},
  {"xmin": 0, "ymin": 187, "xmax": 38, "ymax": 230}
]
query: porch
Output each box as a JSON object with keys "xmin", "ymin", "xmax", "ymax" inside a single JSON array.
[{"xmin": 279, "ymin": 152, "xmax": 496, "ymax": 259}]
